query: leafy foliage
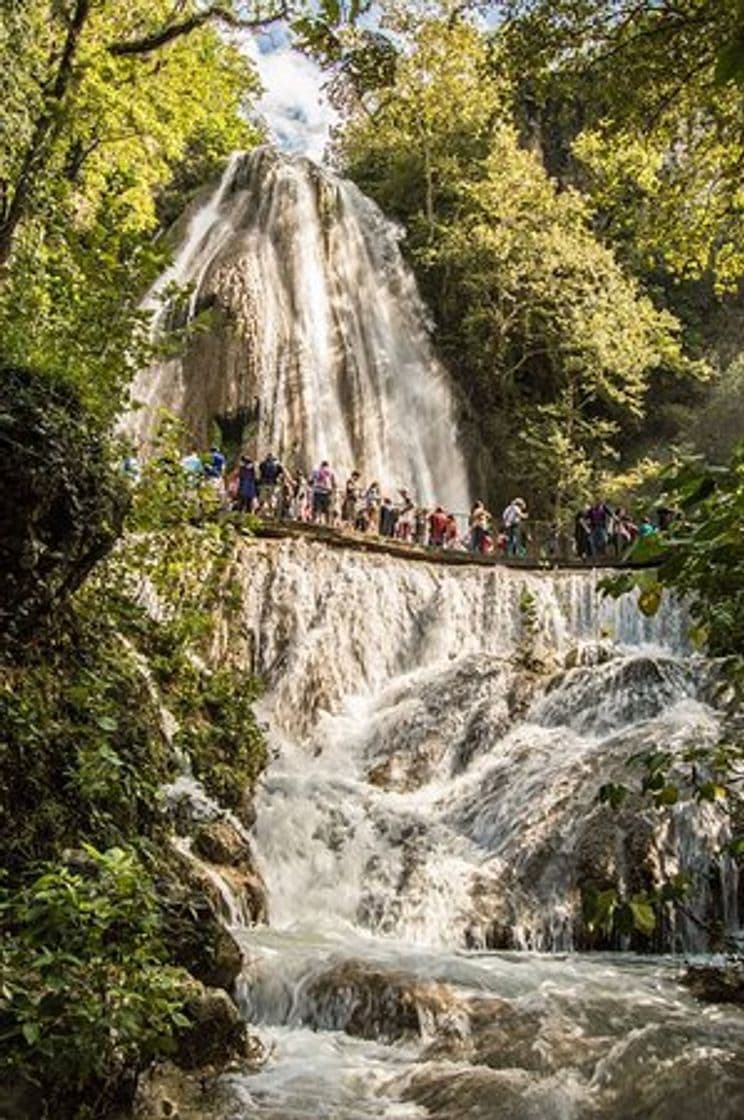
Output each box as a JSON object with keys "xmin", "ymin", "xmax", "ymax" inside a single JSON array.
[
  {"xmin": 602, "ymin": 441, "xmax": 744, "ymax": 659},
  {"xmin": 0, "ymin": 404, "xmax": 266, "ymax": 1113},
  {"xmin": 0, "ymin": 846, "xmax": 192, "ymax": 1117},
  {"xmin": 0, "ymin": 1, "xmax": 262, "ymax": 421},
  {"xmin": 597, "ymin": 439, "xmax": 744, "ymax": 941},
  {"xmin": 498, "ymin": 0, "xmax": 744, "ymax": 291},
  {"xmin": 0, "ymin": 365, "xmax": 129, "ymax": 649},
  {"xmin": 338, "ymin": 13, "xmax": 692, "ymax": 512}
]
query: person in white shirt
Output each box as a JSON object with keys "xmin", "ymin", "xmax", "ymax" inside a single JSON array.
[{"xmin": 502, "ymin": 497, "xmax": 528, "ymax": 557}]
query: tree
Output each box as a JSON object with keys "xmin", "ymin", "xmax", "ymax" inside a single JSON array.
[
  {"xmin": 0, "ymin": 1, "xmax": 266, "ymax": 418},
  {"xmin": 0, "ymin": 1, "xmax": 369, "ymax": 421},
  {"xmin": 496, "ymin": 0, "xmax": 744, "ymax": 290},
  {"xmin": 339, "ymin": 14, "xmax": 689, "ymax": 510}
]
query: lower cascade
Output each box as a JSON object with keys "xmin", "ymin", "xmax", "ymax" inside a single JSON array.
[{"xmin": 177, "ymin": 539, "xmax": 744, "ymax": 1119}]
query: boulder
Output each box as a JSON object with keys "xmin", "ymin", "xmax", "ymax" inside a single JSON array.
[
  {"xmin": 158, "ymin": 850, "xmax": 244, "ymax": 992},
  {"xmin": 193, "ymin": 820, "xmax": 251, "ymax": 866},
  {"xmin": 400, "ymin": 1065, "xmax": 538, "ymax": 1120},
  {"xmin": 192, "ymin": 820, "xmax": 268, "ymax": 925},
  {"xmin": 174, "ymin": 986, "xmax": 250, "ymax": 1071},
  {"xmin": 299, "ymin": 959, "xmax": 465, "ymax": 1042},
  {"xmin": 682, "ymin": 962, "xmax": 744, "ymax": 1005}
]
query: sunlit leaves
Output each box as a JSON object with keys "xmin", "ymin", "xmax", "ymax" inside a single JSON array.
[
  {"xmin": 502, "ymin": 0, "xmax": 744, "ymax": 290},
  {"xmin": 0, "ymin": 1, "xmax": 262, "ymax": 422},
  {"xmin": 338, "ymin": 12, "xmax": 685, "ymax": 508}
]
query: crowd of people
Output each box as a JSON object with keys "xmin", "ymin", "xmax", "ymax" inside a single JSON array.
[
  {"xmin": 573, "ymin": 500, "xmax": 672, "ymax": 560},
  {"xmin": 125, "ymin": 444, "xmax": 671, "ymax": 561}
]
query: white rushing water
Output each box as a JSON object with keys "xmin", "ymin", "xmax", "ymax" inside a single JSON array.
[
  {"xmin": 126, "ymin": 143, "xmax": 743, "ymax": 1120},
  {"xmin": 126, "ymin": 147, "xmax": 470, "ymax": 512},
  {"xmin": 188, "ymin": 539, "xmax": 744, "ymax": 1119}
]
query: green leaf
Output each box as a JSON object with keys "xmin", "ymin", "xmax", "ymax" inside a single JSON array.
[
  {"xmin": 637, "ymin": 582, "xmax": 662, "ymax": 617},
  {"xmin": 698, "ymin": 781, "xmax": 727, "ymax": 802},
  {"xmin": 95, "ymin": 715, "xmax": 118, "ymax": 732},
  {"xmin": 715, "ymin": 34, "xmax": 744, "ymax": 87},
  {"xmin": 598, "ymin": 782, "xmax": 629, "ymax": 810},
  {"xmin": 629, "ymin": 898, "xmax": 656, "ymax": 936},
  {"xmin": 22, "ymin": 1021, "xmax": 40, "ymax": 1045}
]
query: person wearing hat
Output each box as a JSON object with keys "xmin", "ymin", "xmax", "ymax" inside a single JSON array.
[{"xmin": 502, "ymin": 497, "xmax": 528, "ymax": 557}]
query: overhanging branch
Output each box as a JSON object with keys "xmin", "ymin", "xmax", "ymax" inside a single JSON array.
[{"xmin": 108, "ymin": 2, "xmax": 289, "ymax": 58}]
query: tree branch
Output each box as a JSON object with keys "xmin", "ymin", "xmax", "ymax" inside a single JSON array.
[
  {"xmin": 0, "ymin": 0, "xmax": 92, "ymax": 269},
  {"xmin": 108, "ymin": 2, "xmax": 289, "ymax": 58}
]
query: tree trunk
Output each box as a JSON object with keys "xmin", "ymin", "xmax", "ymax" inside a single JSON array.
[{"xmin": 0, "ymin": 0, "xmax": 91, "ymax": 271}]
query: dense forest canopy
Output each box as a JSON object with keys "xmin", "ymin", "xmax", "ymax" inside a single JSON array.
[
  {"xmin": 1, "ymin": 5, "xmax": 743, "ymax": 1116},
  {"xmin": 318, "ymin": 0, "xmax": 744, "ymax": 510},
  {"xmin": 0, "ymin": 0, "xmax": 741, "ymax": 492}
]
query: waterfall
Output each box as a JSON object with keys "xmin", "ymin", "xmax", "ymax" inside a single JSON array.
[
  {"xmin": 126, "ymin": 147, "xmax": 470, "ymax": 512},
  {"xmin": 122, "ymin": 145, "xmax": 744, "ymax": 1119},
  {"xmin": 202, "ymin": 538, "xmax": 744, "ymax": 1120},
  {"xmin": 224, "ymin": 540, "xmax": 732, "ymax": 954}
]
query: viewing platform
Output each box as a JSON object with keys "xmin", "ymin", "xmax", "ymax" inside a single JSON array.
[{"xmin": 251, "ymin": 518, "xmax": 659, "ymax": 572}]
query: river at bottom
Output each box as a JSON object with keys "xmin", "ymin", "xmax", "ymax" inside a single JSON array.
[{"xmin": 199, "ymin": 927, "xmax": 744, "ymax": 1120}]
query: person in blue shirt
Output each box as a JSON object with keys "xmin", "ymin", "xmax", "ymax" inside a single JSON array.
[{"xmin": 205, "ymin": 446, "xmax": 225, "ymax": 479}]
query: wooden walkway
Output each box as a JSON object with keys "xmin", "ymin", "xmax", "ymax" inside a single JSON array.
[{"xmin": 251, "ymin": 519, "xmax": 657, "ymax": 573}]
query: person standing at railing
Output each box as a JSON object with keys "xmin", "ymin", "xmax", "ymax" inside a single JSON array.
[
  {"xmin": 342, "ymin": 471, "xmax": 362, "ymax": 525},
  {"xmin": 587, "ymin": 498, "xmax": 613, "ymax": 557},
  {"xmin": 395, "ymin": 489, "xmax": 416, "ymax": 542},
  {"xmin": 310, "ymin": 459, "xmax": 336, "ymax": 526},
  {"xmin": 258, "ymin": 452, "xmax": 285, "ymax": 515},
  {"xmin": 236, "ymin": 454, "xmax": 258, "ymax": 513},
  {"xmin": 444, "ymin": 513, "xmax": 461, "ymax": 550},
  {"xmin": 429, "ymin": 505, "xmax": 448, "ymax": 548},
  {"xmin": 502, "ymin": 497, "xmax": 528, "ymax": 557},
  {"xmin": 379, "ymin": 496, "xmax": 398, "ymax": 537},
  {"xmin": 469, "ymin": 501, "xmax": 493, "ymax": 553}
]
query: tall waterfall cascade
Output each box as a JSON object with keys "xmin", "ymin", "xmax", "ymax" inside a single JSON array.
[
  {"xmin": 127, "ymin": 147, "xmax": 470, "ymax": 511},
  {"xmin": 172, "ymin": 539, "xmax": 744, "ymax": 1120}
]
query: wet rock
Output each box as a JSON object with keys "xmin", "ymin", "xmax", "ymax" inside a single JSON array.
[
  {"xmin": 361, "ymin": 655, "xmax": 515, "ymax": 791},
  {"xmin": 536, "ymin": 654, "xmax": 695, "ymax": 735},
  {"xmin": 134, "ymin": 1038, "xmax": 264, "ymax": 1120},
  {"xmin": 586, "ymin": 1017, "xmax": 744, "ymax": 1120},
  {"xmin": 505, "ymin": 671, "xmax": 540, "ymax": 721},
  {"xmin": 400, "ymin": 1065, "xmax": 539, "ymax": 1120},
  {"xmin": 424, "ymin": 993, "xmax": 601, "ymax": 1081},
  {"xmin": 193, "ymin": 820, "xmax": 251, "ymax": 866},
  {"xmin": 159, "ymin": 850, "xmax": 244, "ymax": 992},
  {"xmin": 563, "ymin": 641, "xmax": 616, "ymax": 670},
  {"xmin": 367, "ymin": 740, "xmax": 445, "ymax": 792},
  {"xmin": 192, "ymin": 820, "xmax": 269, "ymax": 925},
  {"xmin": 682, "ymin": 962, "xmax": 744, "ymax": 1005},
  {"xmin": 174, "ymin": 986, "xmax": 250, "ymax": 1070},
  {"xmin": 299, "ymin": 959, "xmax": 466, "ymax": 1042}
]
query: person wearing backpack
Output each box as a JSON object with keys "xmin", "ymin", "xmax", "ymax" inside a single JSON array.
[{"xmin": 258, "ymin": 452, "xmax": 285, "ymax": 515}]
